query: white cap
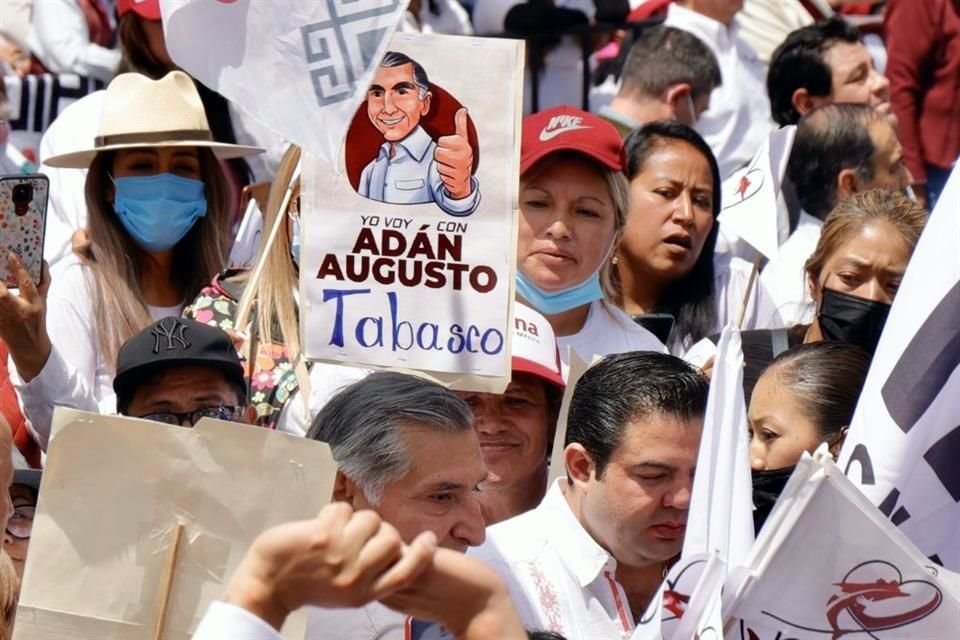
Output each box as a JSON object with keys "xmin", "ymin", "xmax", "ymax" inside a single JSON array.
[{"xmin": 512, "ymin": 302, "xmax": 564, "ymax": 388}]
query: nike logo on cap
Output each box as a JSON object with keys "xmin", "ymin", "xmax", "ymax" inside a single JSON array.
[{"xmin": 538, "ymin": 115, "xmax": 591, "ymax": 141}]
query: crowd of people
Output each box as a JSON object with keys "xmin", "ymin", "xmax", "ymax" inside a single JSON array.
[{"xmin": 0, "ymin": 0, "xmax": 957, "ymax": 638}]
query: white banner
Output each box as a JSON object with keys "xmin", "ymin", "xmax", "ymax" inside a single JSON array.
[
  {"xmin": 716, "ymin": 126, "xmax": 795, "ymax": 260},
  {"xmin": 726, "ymin": 454, "xmax": 960, "ymax": 639},
  {"xmin": 159, "ymin": 0, "xmax": 409, "ymax": 163},
  {"xmin": 300, "ymin": 34, "xmax": 522, "ymax": 386},
  {"xmin": 634, "ymin": 326, "xmax": 754, "ymax": 639},
  {"xmin": 837, "ymin": 165, "xmax": 960, "ymax": 570}
]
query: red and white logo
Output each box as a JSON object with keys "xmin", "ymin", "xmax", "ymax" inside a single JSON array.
[{"xmin": 538, "ymin": 115, "xmax": 590, "ymax": 142}]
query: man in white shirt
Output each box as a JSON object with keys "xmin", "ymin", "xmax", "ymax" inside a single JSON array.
[
  {"xmin": 665, "ymin": 0, "xmax": 773, "ymax": 178},
  {"xmin": 762, "ymin": 103, "xmax": 914, "ymax": 325},
  {"xmin": 599, "ymin": 25, "xmax": 722, "ymax": 137},
  {"xmin": 358, "ymin": 51, "xmax": 480, "ymax": 217},
  {"xmin": 293, "ymin": 371, "xmax": 488, "ymax": 639},
  {"xmin": 471, "ymin": 351, "xmax": 708, "ymax": 639}
]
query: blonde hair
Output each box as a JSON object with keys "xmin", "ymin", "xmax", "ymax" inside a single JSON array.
[
  {"xmin": 0, "ymin": 551, "xmax": 18, "ymax": 639},
  {"xmin": 804, "ymin": 189, "xmax": 927, "ymax": 283},
  {"xmin": 520, "ymin": 152, "xmax": 629, "ymax": 297},
  {"xmin": 83, "ymin": 148, "xmax": 231, "ymax": 366},
  {"xmin": 235, "ymin": 145, "xmax": 303, "ymax": 360}
]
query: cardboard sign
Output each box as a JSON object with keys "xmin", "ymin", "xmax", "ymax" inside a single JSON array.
[
  {"xmin": 301, "ymin": 33, "xmax": 523, "ymax": 390},
  {"xmin": 547, "ymin": 350, "xmax": 592, "ymax": 486},
  {"xmin": 14, "ymin": 408, "xmax": 337, "ymax": 639}
]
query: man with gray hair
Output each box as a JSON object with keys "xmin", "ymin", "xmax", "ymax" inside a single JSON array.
[
  {"xmin": 302, "ymin": 371, "xmax": 487, "ymax": 639},
  {"xmin": 600, "ymin": 25, "xmax": 722, "ymax": 136}
]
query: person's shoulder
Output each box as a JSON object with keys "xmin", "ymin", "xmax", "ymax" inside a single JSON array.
[{"xmin": 474, "ymin": 505, "xmax": 548, "ymax": 561}]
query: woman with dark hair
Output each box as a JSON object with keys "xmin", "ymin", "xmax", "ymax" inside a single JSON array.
[
  {"xmin": 748, "ymin": 340, "xmax": 871, "ymax": 531},
  {"xmin": 612, "ymin": 121, "xmax": 780, "ymax": 354}
]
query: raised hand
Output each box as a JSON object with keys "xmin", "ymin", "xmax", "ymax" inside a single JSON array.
[
  {"xmin": 434, "ymin": 107, "xmax": 475, "ymax": 200},
  {"xmin": 0, "ymin": 253, "xmax": 52, "ymax": 382},
  {"xmin": 223, "ymin": 502, "xmax": 437, "ymax": 631}
]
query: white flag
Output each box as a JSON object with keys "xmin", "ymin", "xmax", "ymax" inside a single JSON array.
[
  {"xmin": 634, "ymin": 326, "xmax": 754, "ymax": 639},
  {"xmin": 727, "ymin": 454, "xmax": 960, "ymax": 640},
  {"xmin": 837, "ymin": 165, "xmax": 960, "ymax": 570},
  {"xmin": 716, "ymin": 126, "xmax": 796, "ymax": 260},
  {"xmin": 159, "ymin": 0, "xmax": 409, "ymax": 163}
]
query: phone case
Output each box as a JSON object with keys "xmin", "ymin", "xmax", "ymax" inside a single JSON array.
[{"xmin": 0, "ymin": 174, "xmax": 48, "ymax": 288}]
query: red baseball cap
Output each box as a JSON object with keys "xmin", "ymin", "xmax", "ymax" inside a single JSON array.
[
  {"xmin": 520, "ymin": 105, "xmax": 625, "ymax": 175},
  {"xmin": 117, "ymin": 0, "xmax": 161, "ymax": 20}
]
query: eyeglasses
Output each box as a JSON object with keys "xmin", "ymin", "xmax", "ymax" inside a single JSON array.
[
  {"xmin": 6, "ymin": 505, "xmax": 35, "ymax": 540},
  {"xmin": 137, "ymin": 404, "xmax": 243, "ymax": 427}
]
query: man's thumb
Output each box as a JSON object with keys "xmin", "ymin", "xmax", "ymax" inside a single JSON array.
[{"xmin": 454, "ymin": 107, "xmax": 469, "ymax": 138}]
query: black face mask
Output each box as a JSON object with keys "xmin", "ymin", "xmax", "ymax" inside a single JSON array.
[
  {"xmin": 751, "ymin": 465, "xmax": 796, "ymax": 534},
  {"xmin": 817, "ymin": 288, "xmax": 891, "ymax": 354}
]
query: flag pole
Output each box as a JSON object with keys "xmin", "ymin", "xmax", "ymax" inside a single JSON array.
[
  {"xmin": 153, "ymin": 522, "xmax": 185, "ymax": 640},
  {"xmin": 736, "ymin": 253, "xmax": 763, "ymax": 329}
]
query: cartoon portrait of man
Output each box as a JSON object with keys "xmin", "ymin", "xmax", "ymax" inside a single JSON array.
[{"xmin": 355, "ymin": 51, "xmax": 481, "ymax": 217}]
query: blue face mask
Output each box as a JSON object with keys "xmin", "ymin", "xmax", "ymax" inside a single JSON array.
[
  {"xmin": 290, "ymin": 215, "xmax": 301, "ymax": 268},
  {"xmin": 515, "ymin": 269, "xmax": 604, "ymax": 315},
  {"xmin": 113, "ymin": 173, "xmax": 207, "ymax": 252}
]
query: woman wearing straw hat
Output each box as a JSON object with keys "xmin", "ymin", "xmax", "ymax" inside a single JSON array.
[{"xmin": 0, "ymin": 70, "xmax": 262, "ymax": 450}]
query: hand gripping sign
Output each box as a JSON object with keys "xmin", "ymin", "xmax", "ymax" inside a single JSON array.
[{"xmin": 300, "ymin": 33, "xmax": 523, "ymax": 392}]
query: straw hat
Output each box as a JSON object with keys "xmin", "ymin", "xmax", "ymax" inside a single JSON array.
[{"xmin": 44, "ymin": 71, "xmax": 263, "ymax": 168}]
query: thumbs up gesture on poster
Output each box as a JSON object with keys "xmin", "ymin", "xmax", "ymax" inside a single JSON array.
[{"xmin": 435, "ymin": 108, "xmax": 475, "ymax": 200}]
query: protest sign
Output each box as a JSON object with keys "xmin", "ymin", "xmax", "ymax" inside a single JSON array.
[
  {"xmin": 726, "ymin": 454, "xmax": 960, "ymax": 640},
  {"xmin": 159, "ymin": 0, "xmax": 408, "ymax": 164},
  {"xmin": 14, "ymin": 408, "xmax": 337, "ymax": 640},
  {"xmin": 301, "ymin": 33, "xmax": 523, "ymax": 390},
  {"xmin": 837, "ymin": 165, "xmax": 960, "ymax": 570}
]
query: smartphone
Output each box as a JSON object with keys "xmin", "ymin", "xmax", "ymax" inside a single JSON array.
[
  {"xmin": 633, "ymin": 313, "xmax": 675, "ymax": 345},
  {"xmin": 0, "ymin": 174, "xmax": 48, "ymax": 287}
]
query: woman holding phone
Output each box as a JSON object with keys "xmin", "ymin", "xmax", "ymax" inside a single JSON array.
[{"xmin": 0, "ymin": 71, "xmax": 261, "ymax": 449}]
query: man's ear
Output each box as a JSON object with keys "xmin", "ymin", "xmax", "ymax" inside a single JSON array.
[
  {"xmin": 665, "ymin": 83, "xmax": 692, "ymax": 110},
  {"xmin": 791, "ymin": 87, "xmax": 817, "ymax": 118},
  {"xmin": 837, "ymin": 167, "xmax": 859, "ymax": 200},
  {"xmin": 420, "ymin": 91, "xmax": 432, "ymax": 116},
  {"xmin": 333, "ymin": 470, "xmax": 356, "ymax": 503},
  {"xmin": 564, "ymin": 443, "xmax": 596, "ymax": 488}
]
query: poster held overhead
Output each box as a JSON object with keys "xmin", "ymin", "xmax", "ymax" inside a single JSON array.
[{"xmin": 301, "ymin": 33, "xmax": 523, "ymax": 391}]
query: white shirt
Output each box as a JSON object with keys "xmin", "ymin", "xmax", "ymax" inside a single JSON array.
[
  {"xmin": 11, "ymin": 258, "xmax": 182, "ymax": 449},
  {"xmin": 194, "ymin": 601, "xmax": 282, "ymax": 640},
  {"xmin": 556, "ymin": 300, "xmax": 667, "ymax": 378},
  {"xmin": 193, "ymin": 600, "xmax": 406, "ymax": 640},
  {"xmin": 470, "ymin": 480, "xmax": 638, "ymax": 639},
  {"xmin": 39, "ymin": 90, "xmax": 104, "ymax": 276},
  {"xmin": 26, "ymin": 0, "xmax": 120, "ymax": 82},
  {"xmin": 358, "ymin": 125, "xmax": 480, "ymax": 217},
  {"xmin": 274, "ymin": 362, "xmax": 370, "ymax": 437},
  {"xmin": 712, "ymin": 253, "xmax": 784, "ymax": 334},
  {"xmin": 760, "ymin": 211, "xmax": 823, "ymax": 326},
  {"xmin": 665, "ymin": 4, "xmax": 773, "ymax": 179}
]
